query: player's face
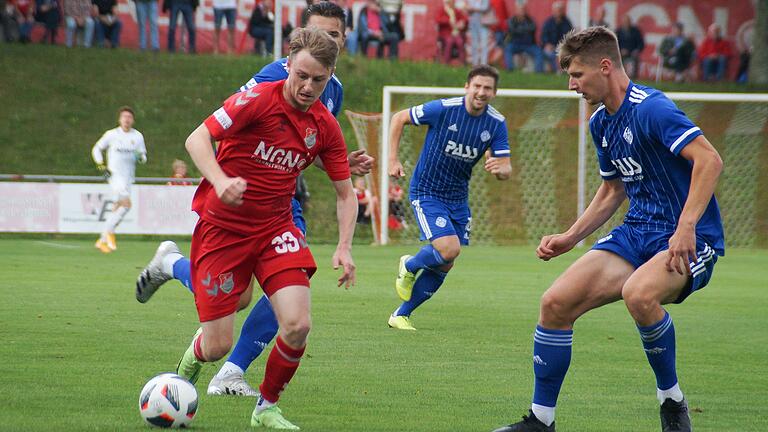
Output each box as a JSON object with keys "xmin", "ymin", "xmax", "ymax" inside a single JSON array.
[
  {"xmin": 118, "ymin": 111, "xmax": 134, "ymax": 130},
  {"xmin": 464, "ymin": 75, "xmax": 497, "ymax": 114},
  {"xmin": 306, "ymin": 15, "xmax": 346, "ymax": 51},
  {"xmin": 566, "ymin": 56, "xmax": 609, "ymax": 105},
  {"xmin": 285, "ymin": 49, "xmax": 333, "ymax": 111}
]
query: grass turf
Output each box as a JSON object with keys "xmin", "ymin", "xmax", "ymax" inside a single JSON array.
[{"xmin": 0, "ymin": 238, "xmax": 766, "ymax": 431}]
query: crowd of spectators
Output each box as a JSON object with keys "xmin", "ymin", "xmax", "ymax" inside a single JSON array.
[{"xmin": 0, "ymin": 0, "xmax": 753, "ymax": 82}]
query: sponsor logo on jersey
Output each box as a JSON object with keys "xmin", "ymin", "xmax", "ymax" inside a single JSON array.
[
  {"xmin": 252, "ymin": 141, "xmax": 309, "ymax": 172},
  {"xmin": 623, "ymin": 127, "xmax": 634, "ymax": 145},
  {"xmin": 602, "ymin": 136, "xmax": 608, "ymax": 148},
  {"xmin": 444, "ymin": 140, "xmax": 479, "ymax": 161},
  {"xmin": 480, "ymin": 130, "xmax": 491, "ymax": 142},
  {"xmin": 414, "ymin": 104, "xmax": 425, "ymax": 119},
  {"xmin": 213, "ymin": 107, "xmax": 233, "ymax": 130},
  {"xmin": 304, "ymin": 128, "xmax": 317, "ymax": 149},
  {"xmin": 435, "ymin": 217, "xmax": 447, "ymax": 228},
  {"xmin": 611, "ymin": 157, "xmax": 643, "ymax": 180},
  {"xmin": 448, "ymin": 123, "xmax": 458, "ymax": 132}
]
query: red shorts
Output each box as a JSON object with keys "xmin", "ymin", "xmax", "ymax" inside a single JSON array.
[{"xmin": 190, "ymin": 219, "xmax": 317, "ymax": 322}]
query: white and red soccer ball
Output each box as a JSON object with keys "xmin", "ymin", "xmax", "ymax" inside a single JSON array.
[{"xmin": 139, "ymin": 373, "xmax": 198, "ymax": 428}]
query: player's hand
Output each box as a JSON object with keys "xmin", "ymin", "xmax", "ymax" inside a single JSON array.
[
  {"xmin": 389, "ymin": 160, "xmax": 405, "ymax": 178},
  {"xmin": 484, "ymin": 154, "xmax": 511, "ymax": 178},
  {"xmin": 97, "ymin": 164, "xmax": 111, "ymax": 178},
  {"xmin": 349, "ymin": 149, "xmax": 375, "ymax": 176},
  {"xmin": 332, "ymin": 247, "xmax": 356, "ymax": 289},
  {"xmin": 666, "ymin": 224, "xmax": 697, "ymax": 275},
  {"xmin": 536, "ymin": 233, "xmax": 576, "ymax": 261},
  {"xmin": 214, "ymin": 176, "xmax": 247, "ymax": 207}
]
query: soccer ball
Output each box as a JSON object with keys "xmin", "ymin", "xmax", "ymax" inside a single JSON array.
[{"xmin": 138, "ymin": 373, "xmax": 198, "ymax": 428}]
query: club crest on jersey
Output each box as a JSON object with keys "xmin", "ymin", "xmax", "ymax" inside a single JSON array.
[
  {"xmin": 435, "ymin": 217, "xmax": 447, "ymax": 228},
  {"xmin": 304, "ymin": 128, "xmax": 317, "ymax": 149},
  {"xmin": 623, "ymin": 127, "xmax": 634, "ymax": 145},
  {"xmin": 480, "ymin": 130, "xmax": 491, "ymax": 142}
]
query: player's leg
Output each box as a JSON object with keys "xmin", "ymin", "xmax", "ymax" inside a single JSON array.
[
  {"xmin": 493, "ymin": 246, "xmax": 635, "ymax": 432},
  {"xmin": 251, "ymin": 277, "xmax": 312, "ymax": 430},
  {"xmin": 102, "ymin": 179, "xmax": 132, "ymax": 250},
  {"xmin": 622, "ymin": 238, "xmax": 717, "ymax": 432},
  {"xmin": 209, "ymin": 198, "xmax": 305, "ymax": 396},
  {"xmin": 136, "ymin": 240, "xmax": 187, "ymax": 303}
]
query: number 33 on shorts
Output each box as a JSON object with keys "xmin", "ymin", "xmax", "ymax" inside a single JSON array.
[{"xmin": 271, "ymin": 231, "xmax": 308, "ymax": 254}]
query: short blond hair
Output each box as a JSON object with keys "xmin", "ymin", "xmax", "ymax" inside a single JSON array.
[
  {"xmin": 557, "ymin": 26, "xmax": 622, "ymax": 70},
  {"xmin": 288, "ymin": 27, "xmax": 339, "ymax": 70}
]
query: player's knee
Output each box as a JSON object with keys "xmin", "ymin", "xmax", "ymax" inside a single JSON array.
[
  {"xmin": 281, "ymin": 317, "xmax": 311, "ymax": 347},
  {"xmin": 539, "ymin": 290, "xmax": 574, "ymax": 326},
  {"xmin": 437, "ymin": 244, "xmax": 461, "ymax": 262},
  {"xmin": 622, "ymin": 283, "xmax": 659, "ymax": 320}
]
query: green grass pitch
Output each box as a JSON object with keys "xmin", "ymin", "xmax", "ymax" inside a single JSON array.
[{"xmin": 0, "ymin": 238, "xmax": 766, "ymax": 431}]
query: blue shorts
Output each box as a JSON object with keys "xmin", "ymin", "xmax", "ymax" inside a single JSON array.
[
  {"xmin": 592, "ymin": 224, "xmax": 719, "ymax": 303},
  {"xmin": 213, "ymin": 8, "xmax": 236, "ymax": 30},
  {"xmin": 291, "ymin": 197, "xmax": 306, "ymax": 235},
  {"xmin": 411, "ymin": 198, "xmax": 471, "ymax": 245}
]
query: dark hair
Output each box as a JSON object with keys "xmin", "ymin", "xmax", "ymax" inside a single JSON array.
[
  {"xmin": 288, "ymin": 27, "xmax": 340, "ymax": 70},
  {"xmin": 301, "ymin": 1, "xmax": 346, "ymax": 33},
  {"xmin": 557, "ymin": 26, "xmax": 622, "ymax": 71},
  {"xmin": 466, "ymin": 64, "xmax": 500, "ymax": 89},
  {"xmin": 118, "ymin": 106, "xmax": 134, "ymax": 117}
]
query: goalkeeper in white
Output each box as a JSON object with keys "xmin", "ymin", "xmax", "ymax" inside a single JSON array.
[{"xmin": 91, "ymin": 106, "xmax": 147, "ymax": 253}]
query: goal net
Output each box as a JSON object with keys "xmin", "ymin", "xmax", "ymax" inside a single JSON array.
[{"xmin": 348, "ymin": 87, "xmax": 768, "ymax": 248}]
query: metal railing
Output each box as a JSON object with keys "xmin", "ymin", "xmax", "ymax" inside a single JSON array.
[{"xmin": 0, "ymin": 174, "xmax": 201, "ymax": 184}]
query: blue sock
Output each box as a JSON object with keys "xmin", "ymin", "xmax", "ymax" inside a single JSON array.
[
  {"xmin": 395, "ymin": 269, "xmax": 447, "ymax": 316},
  {"xmin": 405, "ymin": 245, "xmax": 447, "ymax": 273},
  {"xmin": 227, "ymin": 295, "xmax": 279, "ymax": 372},
  {"xmin": 172, "ymin": 258, "xmax": 194, "ymax": 294},
  {"xmin": 532, "ymin": 325, "xmax": 573, "ymax": 408},
  {"xmin": 637, "ymin": 311, "xmax": 677, "ymax": 390}
]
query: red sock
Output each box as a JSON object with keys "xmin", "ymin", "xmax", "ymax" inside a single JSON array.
[
  {"xmin": 193, "ymin": 332, "xmax": 206, "ymax": 362},
  {"xmin": 259, "ymin": 336, "xmax": 305, "ymax": 403}
]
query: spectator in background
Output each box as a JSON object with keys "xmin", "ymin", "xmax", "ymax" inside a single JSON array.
[
  {"xmin": 354, "ymin": 177, "xmax": 373, "ymax": 224},
  {"xmin": 167, "ymin": 159, "xmax": 192, "ymax": 185},
  {"xmin": 541, "ymin": 1, "xmax": 571, "ymax": 72},
  {"xmin": 248, "ymin": 0, "xmax": 274, "ymax": 55},
  {"xmin": 64, "ymin": 0, "xmax": 94, "ymax": 47},
  {"xmin": 616, "ymin": 15, "xmax": 644, "ymax": 79},
  {"xmin": 336, "ymin": 0, "xmax": 357, "ymax": 54},
  {"xmin": 589, "ymin": 4, "xmax": 608, "ymax": 28},
  {"xmin": 166, "ymin": 0, "xmax": 197, "ymax": 53},
  {"xmin": 358, "ymin": 0, "xmax": 400, "ymax": 59},
  {"xmin": 212, "ymin": 0, "xmax": 236, "ymax": 54},
  {"xmin": 466, "ymin": 0, "xmax": 491, "ymax": 65},
  {"xmin": 33, "ymin": 0, "xmax": 58, "ymax": 43},
  {"xmin": 489, "ymin": 0, "xmax": 507, "ymax": 57},
  {"xmin": 436, "ymin": 0, "xmax": 466, "ymax": 65},
  {"xmin": 92, "ymin": 0, "xmax": 121, "ymax": 48},
  {"xmin": 699, "ymin": 23, "xmax": 732, "ymax": 81},
  {"xmin": 388, "ymin": 180, "xmax": 406, "ymax": 230},
  {"xmin": 504, "ymin": 3, "xmax": 543, "ymax": 73},
  {"xmin": 659, "ymin": 22, "xmax": 695, "ymax": 82},
  {"xmin": 134, "ymin": 0, "xmax": 159, "ymax": 51},
  {"xmin": 8, "ymin": 0, "xmax": 34, "ymax": 43},
  {"xmin": 736, "ymin": 46, "xmax": 750, "ymax": 83}
]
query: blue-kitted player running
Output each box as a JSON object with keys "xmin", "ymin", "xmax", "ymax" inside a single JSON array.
[{"xmin": 387, "ymin": 64, "xmax": 512, "ymax": 331}]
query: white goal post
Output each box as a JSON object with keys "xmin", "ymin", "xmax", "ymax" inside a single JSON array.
[{"xmin": 377, "ymin": 85, "xmax": 768, "ymax": 246}]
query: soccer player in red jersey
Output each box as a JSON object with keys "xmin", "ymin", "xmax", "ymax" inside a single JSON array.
[{"xmin": 176, "ymin": 27, "xmax": 357, "ymax": 430}]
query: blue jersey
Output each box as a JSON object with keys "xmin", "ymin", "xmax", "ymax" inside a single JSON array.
[
  {"xmin": 239, "ymin": 57, "xmax": 344, "ymax": 117},
  {"xmin": 408, "ymin": 97, "xmax": 510, "ymax": 203},
  {"xmin": 590, "ymin": 82, "xmax": 724, "ymax": 255}
]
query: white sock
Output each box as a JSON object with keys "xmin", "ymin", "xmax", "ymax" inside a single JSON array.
[
  {"xmin": 216, "ymin": 361, "xmax": 244, "ymax": 379},
  {"xmin": 531, "ymin": 403, "xmax": 555, "ymax": 427},
  {"xmin": 657, "ymin": 383, "xmax": 684, "ymax": 404},
  {"xmin": 256, "ymin": 396, "xmax": 276, "ymax": 413},
  {"xmin": 161, "ymin": 253, "xmax": 183, "ymax": 276},
  {"xmin": 105, "ymin": 206, "xmax": 129, "ymax": 233}
]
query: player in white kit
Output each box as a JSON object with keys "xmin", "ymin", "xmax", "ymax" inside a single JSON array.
[{"xmin": 91, "ymin": 106, "xmax": 147, "ymax": 253}]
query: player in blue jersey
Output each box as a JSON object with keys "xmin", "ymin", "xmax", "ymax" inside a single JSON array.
[
  {"xmin": 387, "ymin": 65, "xmax": 512, "ymax": 331},
  {"xmin": 492, "ymin": 27, "xmax": 723, "ymax": 432},
  {"xmin": 134, "ymin": 1, "xmax": 374, "ymax": 399}
]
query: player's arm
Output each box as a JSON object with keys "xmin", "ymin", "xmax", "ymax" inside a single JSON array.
[
  {"xmin": 312, "ymin": 149, "xmax": 375, "ymax": 175},
  {"xmin": 537, "ymin": 178, "xmax": 626, "ymax": 261},
  {"xmin": 332, "ymin": 177, "xmax": 357, "ymax": 288},
  {"xmin": 667, "ymin": 135, "xmax": 723, "ymax": 274},
  {"xmin": 387, "ymin": 109, "xmax": 412, "ymax": 178},
  {"xmin": 484, "ymin": 151, "xmax": 511, "ymax": 180},
  {"xmin": 185, "ymin": 123, "xmax": 246, "ymax": 206},
  {"xmin": 92, "ymin": 132, "xmax": 110, "ymax": 173},
  {"xmin": 136, "ymin": 134, "xmax": 148, "ymax": 164}
]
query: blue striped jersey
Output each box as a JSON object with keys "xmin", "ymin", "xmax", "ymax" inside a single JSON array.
[
  {"xmin": 408, "ymin": 97, "xmax": 510, "ymax": 203},
  {"xmin": 238, "ymin": 57, "xmax": 344, "ymax": 117},
  {"xmin": 590, "ymin": 82, "xmax": 724, "ymax": 255}
]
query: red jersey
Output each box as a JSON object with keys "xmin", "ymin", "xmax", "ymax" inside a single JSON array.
[{"xmin": 194, "ymin": 80, "xmax": 350, "ymax": 234}]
